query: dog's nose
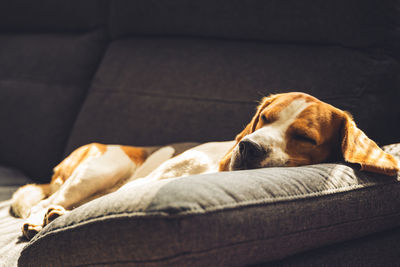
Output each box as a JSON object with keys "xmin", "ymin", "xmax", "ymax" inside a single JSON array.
[{"xmin": 238, "ymin": 140, "xmax": 265, "ymax": 161}]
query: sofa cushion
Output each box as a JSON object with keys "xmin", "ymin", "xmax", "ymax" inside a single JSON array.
[
  {"xmin": 257, "ymin": 227, "xmax": 400, "ymax": 267},
  {"xmin": 0, "ymin": 166, "xmax": 31, "ymax": 201},
  {"xmin": 0, "ymin": 166, "xmax": 31, "ymax": 266},
  {"xmin": 66, "ymin": 38, "xmax": 400, "ymax": 154},
  {"xmin": 109, "ymin": 0, "xmax": 399, "ymax": 52},
  {"xmin": 0, "ymin": 199, "xmax": 26, "ymax": 267},
  {"xmin": 0, "ymin": 1, "xmax": 108, "ymax": 182},
  {"xmin": 0, "ymin": 30, "xmax": 107, "ymax": 181},
  {"xmin": 0, "ymin": 0, "xmax": 107, "ymax": 32},
  {"xmin": 18, "ymin": 144, "xmax": 400, "ymax": 266}
]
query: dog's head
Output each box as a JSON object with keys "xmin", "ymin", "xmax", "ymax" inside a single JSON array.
[{"xmin": 219, "ymin": 92, "xmax": 399, "ymax": 176}]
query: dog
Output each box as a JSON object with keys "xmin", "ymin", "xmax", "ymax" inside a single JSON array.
[{"xmin": 10, "ymin": 92, "xmax": 399, "ymax": 239}]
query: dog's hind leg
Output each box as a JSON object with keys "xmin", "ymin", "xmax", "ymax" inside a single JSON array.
[
  {"xmin": 11, "ymin": 143, "xmax": 106, "ymax": 219},
  {"xmin": 21, "ymin": 145, "xmax": 141, "ymax": 240}
]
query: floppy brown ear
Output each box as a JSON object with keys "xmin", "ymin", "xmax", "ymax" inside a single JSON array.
[
  {"xmin": 219, "ymin": 95, "xmax": 277, "ymax": 171},
  {"xmin": 341, "ymin": 113, "xmax": 399, "ymax": 176}
]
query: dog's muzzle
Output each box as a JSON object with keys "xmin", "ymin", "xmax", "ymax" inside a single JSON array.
[{"xmin": 231, "ymin": 140, "xmax": 268, "ymax": 170}]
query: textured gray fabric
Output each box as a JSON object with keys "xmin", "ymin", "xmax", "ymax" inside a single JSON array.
[
  {"xmin": 0, "ymin": 1, "xmax": 398, "ymax": 265},
  {"xmin": 0, "ymin": 200, "xmax": 26, "ymax": 267},
  {"xmin": 383, "ymin": 143, "xmax": 400, "ymax": 162},
  {"xmin": 0, "ymin": 0, "xmax": 107, "ymax": 31},
  {"xmin": 256, "ymin": 227, "xmax": 400, "ymax": 267},
  {"xmin": 0, "ymin": 166, "xmax": 31, "ymax": 201},
  {"xmin": 66, "ymin": 38, "xmax": 400, "ymax": 154},
  {"xmin": 19, "ymin": 161, "xmax": 400, "ymax": 266},
  {"xmin": 0, "ymin": 166, "xmax": 30, "ymax": 185},
  {"xmin": 0, "ymin": 166, "xmax": 31, "ymax": 266},
  {"xmin": 0, "ymin": 30, "xmax": 107, "ymax": 181},
  {"xmin": 109, "ymin": 0, "xmax": 400, "ymax": 52}
]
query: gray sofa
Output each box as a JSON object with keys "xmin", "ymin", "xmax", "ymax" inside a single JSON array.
[{"xmin": 0, "ymin": 1, "xmax": 399, "ymax": 266}]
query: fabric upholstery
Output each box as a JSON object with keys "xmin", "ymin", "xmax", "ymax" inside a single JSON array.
[
  {"xmin": 0, "ymin": 30, "xmax": 107, "ymax": 181},
  {"xmin": 0, "ymin": 199, "xmax": 26, "ymax": 267},
  {"xmin": 109, "ymin": 0, "xmax": 400, "ymax": 52},
  {"xmin": 19, "ymin": 160, "xmax": 400, "ymax": 266},
  {"xmin": 0, "ymin": 1, "xmax": 399, "ymax": 266},
  {"xmin": 0, "ymin": 0, "xmax": 107, "ymax": 32},
  {"xmin": 0, "ymin": 166, "xmax": 31, "ymax": 201},
  {"xmin": 0, "ymin": 166, "xmax": 31, "ymax": 266},
  {"xmin": 66, "ymin": 38, "xmax": 400, "ymax": 154},
  {"xmin": 256, "ymin": 227, "xmax": 400, "ymax": 267}
]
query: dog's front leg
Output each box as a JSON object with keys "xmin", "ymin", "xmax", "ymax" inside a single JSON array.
[{"xmin": 22, "ymin": 146, "xmax": 136, "ymax": 239}]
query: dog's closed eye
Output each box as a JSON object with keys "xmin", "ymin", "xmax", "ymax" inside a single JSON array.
[
  {"xmin": 261, "ymin": 114, "xmax": 271, "ymax": 124},
  {"xmin": 293, "ymin": 133, "xmax": 317, "ymax": 145}
]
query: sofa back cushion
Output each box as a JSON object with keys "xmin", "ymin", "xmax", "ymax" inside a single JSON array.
[
  {"xmin": 0, "ymin": 0, "xmax": 107, "ymax": 32},
  {"xmin": 66, "ymin": 0, "xmax": 400, "ymax": 153},
  {"xmin": 66, "ymin": 37, "xmax": 400, "ymax": 153},
  {"xmin": 109, "ymin": 0, "xmax": 398, "ymax": 51},
  {"xmin": 0, "ymin": 0, "xmax": 107, "ymax": 181}
]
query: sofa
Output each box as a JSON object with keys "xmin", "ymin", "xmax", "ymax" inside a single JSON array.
[{"xmin": 1, "ymin": 1, "xmax": 399, "ymax": 266}]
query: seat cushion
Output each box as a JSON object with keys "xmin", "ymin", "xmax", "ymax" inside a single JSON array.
[
  {"xmin": 18, "ymin": 144, "xmax": 400, "ymax": 266},
  {"xmin": 257, "ymin": 227, "xmax": 400, "ymax": 267},
  {"xmin": 0, "ymin": 165, "xmax": 31, "ymax": 201},
  {"xmin": 0, "ymin": 165, "xmax": 32, "ymax": 266}
]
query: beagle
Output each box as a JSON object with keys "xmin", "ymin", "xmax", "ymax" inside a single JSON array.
[{"xmin": 10, "ymin": 92, "xmax": 399, "ymax": 239}]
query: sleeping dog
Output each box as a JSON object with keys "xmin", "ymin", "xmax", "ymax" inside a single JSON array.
[{"xmin": 11, "ymin": 92, "xmax": 399, "ymax": 239}]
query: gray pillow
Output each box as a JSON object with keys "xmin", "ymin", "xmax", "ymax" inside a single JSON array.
[{"xmin": 19, "ymin": 146, "xmax": 400, "ymax": 266}]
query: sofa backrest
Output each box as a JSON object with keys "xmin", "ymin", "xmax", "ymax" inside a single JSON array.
[
  {"xmin": 108, "ymin": 0, "xmax": 398, "ymax": 51},
  {"xmin": 0, "ymin": 1, "xmax": 399, "ymax": 181},
  {"xmin": 0, "ymin": 0, "xmax": 107, "ymax": 181},
  {"xmin": 65, "ymin": 0, "xmax": 400, "ymax": 155}
]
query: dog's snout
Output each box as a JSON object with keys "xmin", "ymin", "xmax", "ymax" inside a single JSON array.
[{"xmin": 238, "ymin": 140, "xmax": 265, "ymax": 161}]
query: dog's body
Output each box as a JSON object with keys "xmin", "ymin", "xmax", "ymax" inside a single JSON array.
[{"xmin": 11, "ymin": 92, "xmax": 399, "ymax": 239}]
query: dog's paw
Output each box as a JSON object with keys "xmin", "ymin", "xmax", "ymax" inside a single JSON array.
[
  {"xmin": 22, "ymin": 223, "xmax": 42, "ymax": 240},
  {"xmin": 43, "ymin": 205, "xmax": 66, "ymax": 226}
]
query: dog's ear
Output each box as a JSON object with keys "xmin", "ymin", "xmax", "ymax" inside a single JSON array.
[
  {"xmin": 341, "ymin": 113, "xmax": 399, "ymax": 176},
  {"xmin": 219, "ymin": 95, "xmax": 277, "ymax": 171}
]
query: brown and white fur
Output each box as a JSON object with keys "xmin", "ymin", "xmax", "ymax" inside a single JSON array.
[{"xmin": 11, "ymin": 92, "xmax": 399, "ymax": 239}]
